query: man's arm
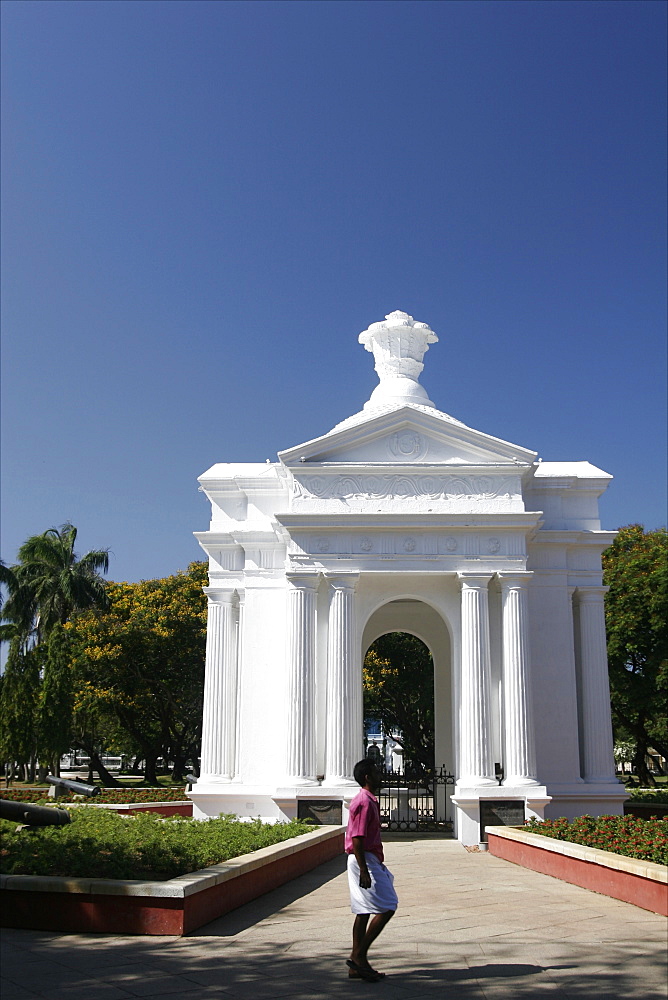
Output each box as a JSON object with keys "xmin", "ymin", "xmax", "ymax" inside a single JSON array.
[{"xmin": 352, "ymin": 836, "xmax": 371, "ymax": 888}]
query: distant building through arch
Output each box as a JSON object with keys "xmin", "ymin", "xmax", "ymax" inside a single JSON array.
[{"xmin": 190, "ymin": 310, "xmax": 625, "ymax": 844}]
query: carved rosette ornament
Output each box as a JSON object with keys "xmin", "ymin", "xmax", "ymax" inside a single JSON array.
[{"xmin": 359, "ymin": 310, "xmax": 438, "ymax": 410}]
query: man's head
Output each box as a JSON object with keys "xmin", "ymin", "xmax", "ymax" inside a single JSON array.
[{"xmin": 353, "ymin": 758, "xmax": 382, "ymax": 793}]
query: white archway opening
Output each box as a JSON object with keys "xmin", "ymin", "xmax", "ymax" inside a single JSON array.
[{"xmin": 361, "ymin": 599, "xmax": 453, "ymax": 779}]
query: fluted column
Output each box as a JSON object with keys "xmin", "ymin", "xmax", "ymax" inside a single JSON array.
[
  {"xmin": 200, "ymin": 589, "xmax": 238, "ymax": 781},
  {"xmin": 576, "ymin": 587, "xmax": 617, "ymax": 782},
  {"xmin": 458, "ymin": 574, "xmax": 496, "ymax": 784},
  {"xmin": 499, "ymin": 573, "xmax": 538, "ymax": 785},
  {"xmin": 286, "ymin": 574, "xmax": 319, "ymax": 784},
  {"xmin": 325, "ymin": 575, "xmax": 360, "ymax": 783},
  {"xmin": 233, "ymin": 590, "xmax": 245, "ymax": 780}
]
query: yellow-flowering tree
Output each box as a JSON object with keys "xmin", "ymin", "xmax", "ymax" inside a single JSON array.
[{"xmin": 67, "ymin": 562, "xmax": 208, "ymax": 784}]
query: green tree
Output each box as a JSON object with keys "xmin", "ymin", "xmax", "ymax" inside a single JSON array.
[
  {"xmin": 603, "ymin": 524, "xmax": 668, "ymax": 786},
  {"xmin": 38, "ymin": 624, "xmax": 75, "ymax": 775},
  {"xmin": 68, "ymin": 562, "xmax": 208, "ymax": 784},
  {"xmin": 363, "ymin": 632, "xmax": 435, "ymax": 774},
  {"xmin": 0, "ymin": 640, "xmax": 42, "ymax": 781},
  {"xmin": 1, "ymin": 522, "xmax": 109, "ymax": 646}
]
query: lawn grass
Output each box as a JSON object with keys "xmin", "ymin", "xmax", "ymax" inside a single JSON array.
[{"xmin": 0, "ymin": 808, "xmax": 314, "ymax": 880}]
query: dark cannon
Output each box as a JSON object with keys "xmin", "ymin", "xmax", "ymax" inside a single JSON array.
[
  {"xmin": 0, "ymin": 799, "xmax": 71, "ymax": 826},
  {"xmin": 46, "ymin": 775, "xmax": 100, "ymax": 798}
]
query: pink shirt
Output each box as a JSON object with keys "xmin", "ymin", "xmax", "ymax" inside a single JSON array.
[{"xmin": 345, "ymin": 787, "xmax": 384, "ymax": 863}]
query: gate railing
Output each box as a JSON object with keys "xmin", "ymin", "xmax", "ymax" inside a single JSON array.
[{"xmin": 377, "ymin": 764, "xmax": 455, "ymax": 832}]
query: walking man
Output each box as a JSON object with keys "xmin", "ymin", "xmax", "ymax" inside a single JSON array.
[{"xmin": 345, "ymin": 758, "xmax": 397, "ymax": 982}]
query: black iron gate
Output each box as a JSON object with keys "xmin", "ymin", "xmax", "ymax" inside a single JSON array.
[{"xmin": 377, "ymin": 765, "xmax": 455, "ymax": 832}]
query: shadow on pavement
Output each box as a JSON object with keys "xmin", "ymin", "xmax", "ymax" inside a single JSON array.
[
  {"xmin": 190, "ymin": 852, "xmax": 348, "ymax": 937},
  {"xmin": 2, "ymin": 930, "xmax": 667, "ymax": 999}
]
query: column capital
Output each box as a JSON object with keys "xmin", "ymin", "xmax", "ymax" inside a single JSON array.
[
  {"xmin": 457, "ymin": 572, "xmax": 494, "ymax": 589},
  {"xmin": 324, "ymin": 573, "xmax": 359, "ymax": 593},
  {"xmin": 576, "ymin": 586, "xmax": 609, "ymax": 603},
  {"xmin": 497, "ymin": 572, "xmax": 533, "ymax": 590},
  {"xmin": 286, "ymin": 572, "xmax": 320, "ymax": 591},
  {"xmin": 204, "ymin": 587, "xmax": 236, "ymax": 605}
]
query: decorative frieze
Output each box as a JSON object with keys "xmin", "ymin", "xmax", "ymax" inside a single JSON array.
[
  {"xmin": 291, "ymin": 473, "xmax": 522, "ymax": 510},
  {"xmin": 287, "ymin": 531, "xmax": 519, "ymax": 560}
]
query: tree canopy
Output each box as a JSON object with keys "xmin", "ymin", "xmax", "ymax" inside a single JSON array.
[
  {"xmin": 603, "ymin": 524, "xmax": 667, "ymax": 785},
  {"xmin": 1, "ymin": 523, "xmax": 109, "ymax": 646},
  {"xmin": 363, "ymin": 632, "xmax": 435, "ymax": 774},
  {"xmin": 67, "ymin": 561, "xmax": 208, "ymax": 783},
  {"xmin": 1, "ymin": 525, "xmax": 207, "ymax": 785}
]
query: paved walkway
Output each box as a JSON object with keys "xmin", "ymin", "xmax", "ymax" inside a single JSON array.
[{"xmin": 1, "ymin": 837, "xmax": 666, "ymax": 1000}]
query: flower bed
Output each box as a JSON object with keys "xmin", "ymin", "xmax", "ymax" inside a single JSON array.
[
  {"xmin": 488, "ymin": 825, "xmax": 667, "ymax": 916},
  {"xmin": 1, "ymin": 787, "xmax": 188, "ymax": 804},
  {"xmin": 524, "ymin": 815, "xmax": 667, "ymax": 865}
]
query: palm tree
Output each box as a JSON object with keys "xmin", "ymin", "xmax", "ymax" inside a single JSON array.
[{"xmin": 1, "ymin": 523, "xmax": 110, "ymax": 646}]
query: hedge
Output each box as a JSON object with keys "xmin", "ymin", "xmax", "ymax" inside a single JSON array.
[
  {"xmin": 0, "ymin": 787, "xmax": 189, "ymax": 804},
  {"xmin": 0, "ymin": 808, "xmax": 314, "ymax": 879}
]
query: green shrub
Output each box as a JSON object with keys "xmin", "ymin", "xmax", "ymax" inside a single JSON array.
[
  {"xmin": 0, "ymin": 787, "xmax": 188, "ymax": 804},
  {"xmin": 0, "ymin": 808, "xmax": 314, "ymax": 879},
  {"xmin": 628, "ymin": 788, "xmax": 668, "ymax": 804},
  {"xmin": 524, "ymin": 815, "xmax": 667, "ymax": 866}
]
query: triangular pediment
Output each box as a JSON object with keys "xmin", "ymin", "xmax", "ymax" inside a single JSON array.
[{"xmin": 278, "ymin": 405, "xmax": 537, "ymax": 469}]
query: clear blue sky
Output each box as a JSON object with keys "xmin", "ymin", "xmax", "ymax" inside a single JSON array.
[{"xmin": 2, "ymin": 0, "xmax": 666, "ymax": 585}]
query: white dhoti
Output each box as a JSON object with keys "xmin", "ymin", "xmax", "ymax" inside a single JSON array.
[{"xmin": 347, "ymin": 852, "xmax": 398, "ymax": 915}]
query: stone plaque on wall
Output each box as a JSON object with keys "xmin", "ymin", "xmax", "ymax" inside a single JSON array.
[
  {"xmin": 479, "ymin": 799, "xmax": 525, "ymax": 842},
  {"xmin": 297, "ymin": 800, "xmax": 343, "ymax": 825}
]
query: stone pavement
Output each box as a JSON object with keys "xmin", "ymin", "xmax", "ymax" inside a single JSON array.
[{"xmin": 1, "ymin": 836, "xmax": 666, "ymax": 1000}]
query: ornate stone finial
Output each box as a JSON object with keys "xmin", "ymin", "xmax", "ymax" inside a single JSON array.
[{"xmin": 358, "ymin": 310, "xmax": 438, "ymax": 410}]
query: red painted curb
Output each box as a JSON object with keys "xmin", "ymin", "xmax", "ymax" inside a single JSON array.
[{"xmin": 487, "ymin": 832, "xmax": 667, "ymax": 916}]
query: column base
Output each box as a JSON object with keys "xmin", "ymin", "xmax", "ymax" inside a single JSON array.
[{"xmin": 502, "ymin": 776, "xmax": 542, "ymax": 787}]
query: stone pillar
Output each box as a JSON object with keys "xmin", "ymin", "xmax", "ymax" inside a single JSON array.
[
  {"xmin": 200, "ymin": 589, "xmax": 238, "ymax": 781},
  {"xmin": 576, "ymin": 587, "xmax": 617, "ymax": 782},
  {"xmin": 499, "ymin": 573, "xmax": 538, "ymax": 785},
  {"xmin": 458, "ymin": 574, "xmax": 496, "ymax": 784},
  {"xmin": 285, "ymin": 574, "xmax": 319, "ymax": 784},
  {"xmin": 233, "ymin": 590, "xmax": 245, "ymax": 780},
  {"xmin": 325, "ymin": 575, "xmax": 360, "ymax": 784}
]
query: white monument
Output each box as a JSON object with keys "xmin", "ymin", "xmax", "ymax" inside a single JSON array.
[{"xmin": 190, "ymin": 310, "xmax": 626, "ymax": 845}]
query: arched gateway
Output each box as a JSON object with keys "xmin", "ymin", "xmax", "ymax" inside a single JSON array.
[{"xmin": 190, "ymin": 311, "xmax": 626, "ymax": 845}]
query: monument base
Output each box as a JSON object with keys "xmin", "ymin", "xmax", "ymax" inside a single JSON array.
[
  {"xmin": 189, "ymin": 781, "xmax": 360, "ymax": 825},
  {"xmin": 543, "ymin": 781, "xmax": 628, "ymax": 821},
  {"xmin": 451, "ymin": 785, "xmax": 551, "ymax": 846}
]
